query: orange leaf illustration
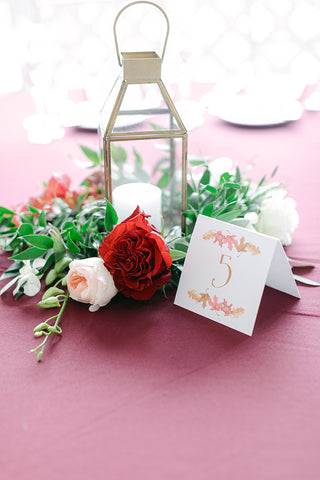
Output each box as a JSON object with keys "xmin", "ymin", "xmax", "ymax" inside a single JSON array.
[
  {"xmin": 231, "ymin": 307, "xmax": 245, "ymax": 317},
  {"xmin": 235, "ymin": 236, "xmax": 248, "ymax": 252},
  {"xmin": 203, "ymin": 230, "xmax": 216, "ymax": 240},
  {"xmin": 246, "ymin": 243, "xmax": 261, "ymax": 255},
  {"xmin": 188, "ymin": 289, "xmax": 201, "ymax": 302},
  {"xmin": 199, "ymin": 293, "xmax": 211, "ymax": 308}
]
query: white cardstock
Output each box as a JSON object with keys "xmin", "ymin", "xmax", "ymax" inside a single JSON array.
[{"xmin": 174, "ymin": 215, "xmax": 300, "ymax": 336}]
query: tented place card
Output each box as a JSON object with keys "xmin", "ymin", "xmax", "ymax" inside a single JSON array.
[{"xmin": 174, "ymin": 215, "xmax": 300, "ymax": 335}]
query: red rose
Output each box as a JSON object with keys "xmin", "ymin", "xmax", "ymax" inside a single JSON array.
[{"xmin": 98, "ymin": 206, "xmax": 172, "ymax": 300}]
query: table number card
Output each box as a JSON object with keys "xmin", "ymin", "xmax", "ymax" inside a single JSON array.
[{"xmin": 174, "ymin": 215, "xmax": 300, "ymax": 335}]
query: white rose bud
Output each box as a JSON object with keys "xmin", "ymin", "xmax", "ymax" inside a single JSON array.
[
  {"xmin": 67, "ymin": 257, "xmax": 118, "ymax": 312},
  {"xmin": 255, "ymin": 190, "xmax": 299, "ymax": 246}
]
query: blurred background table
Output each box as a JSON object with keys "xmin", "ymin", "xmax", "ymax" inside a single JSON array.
[{"xmin": 1, "ymin": 87, "xmax": 320, "ymax": 480}]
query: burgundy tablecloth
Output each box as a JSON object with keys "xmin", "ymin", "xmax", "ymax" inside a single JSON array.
[{"xmin": 1, "ymin": 91, "xmax": 320, "ymax": 480}]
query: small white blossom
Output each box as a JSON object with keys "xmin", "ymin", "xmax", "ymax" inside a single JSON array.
[{"xmin": 13, "ymin": 258, "xmax": 46, "ymax": 296}]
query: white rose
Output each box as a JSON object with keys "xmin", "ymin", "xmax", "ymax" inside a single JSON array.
[
  {"xmin": 243, "ymin": 212, "xmax": 259, "ymax": 231},
  {"xmin": 67, "ymin": 257, "xmax": 118, "ymax": 312},
  {"xmin": 209, "ymin": 157, "xmax": 233, "ymax": 185},
  {"xmin": 255, "ymin": 190, "xmax": 299, "ymax": 245}
]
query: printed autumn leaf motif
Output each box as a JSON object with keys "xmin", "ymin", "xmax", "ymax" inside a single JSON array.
[
  {"xmin": 203, "ymin": 230, "xmax": 216, "ymax": 240},
  {"xmin": 231, "ymin": 307, "xmax": 245, "ymax": 317},
  {"xmin": 208, "ymin": 294, "xmax": 222, "ymax": 311},
  {"xmin": 203, "ymin": 230, "xmax": 260, "ymax": 256},
  {"xmin": 189, "ymin": 290, "xmax": 244, "ymax": 318},
  {"xmin": 199, "ymin": 292, "xmax": 211, "ymax": 308},
  {"xmin": 224, "ymin": 234, "xmax": 237, "ymax": 251},
  {"xmin": 188, "ymin": 289, "xmax": 201, "ymax": 302},
  {"xmin": 235, "ymin": 236, "xmax": 248, "ymax": 253},
  {"xmin": 220, "ymin": 299, "xmax": 233, "ymax": 316},
  {"xmin": 214, "ymin": 230, "xmax": 225, "ymax": 247},
  {"xmin": 246, "ymin": 243, "xmax": 261, "ymax": 255}
]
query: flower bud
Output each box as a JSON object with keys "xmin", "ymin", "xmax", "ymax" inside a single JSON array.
[
  {"xmin": 34, "ymin": 322, "xmax": 49, "ymax": 333},
  {"xmin": 37, "ymin": 296, "xmax": 61, "ymax": 309},
  {"xmin": 34, "ymin": 331, "xmax": 44, "ymax": 338},
  {"xmin": 45, "ymin": 269, "xmax": 57, "ymax": 286},
  {"xmin": 61, "ymin": 275, "xmax": 67, "ymax": 286},
  {"xmin": 54, "ymin": 256, "xmax": 72, "ymax": 274},
  {"xmin": 42, "ymin": 287, "xmax": 64, "ymax": 301}
]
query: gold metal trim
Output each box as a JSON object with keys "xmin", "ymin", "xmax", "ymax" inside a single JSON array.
[{"xmin": 113, "ymin": 1, "xmax": 170, "ymax": 67}]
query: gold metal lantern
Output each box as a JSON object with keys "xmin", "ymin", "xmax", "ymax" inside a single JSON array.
[{"xmin": 99, "ymin": 1, "xmax": 188, "ymax": 232}]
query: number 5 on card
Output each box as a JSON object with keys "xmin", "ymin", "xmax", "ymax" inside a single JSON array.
[{"xmin": 174, "ymin": 215, "xmax": 300, "ymax": 336}]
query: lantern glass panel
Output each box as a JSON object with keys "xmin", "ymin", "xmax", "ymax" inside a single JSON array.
[
  {"xmin": 107, "ymin": 137, "xmax": 183, "ymax": 232},
  {"xmin": 112, "ymin": 82, "xmax": 180, "ymax": 134}
]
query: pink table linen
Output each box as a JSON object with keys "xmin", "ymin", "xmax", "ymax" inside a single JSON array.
[{"xmin": 1, "ymin": 91, "xmax": 320, "ymax": 480}]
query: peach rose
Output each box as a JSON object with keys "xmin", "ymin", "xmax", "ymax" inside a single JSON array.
[{"xmin": 67, "ymin": 257, "xmax": 118, "ymax": 312}]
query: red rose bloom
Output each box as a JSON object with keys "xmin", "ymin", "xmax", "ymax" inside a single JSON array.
[{"xmin": 98, "ymin": 206, "xmax": 172, "ymax": 300}]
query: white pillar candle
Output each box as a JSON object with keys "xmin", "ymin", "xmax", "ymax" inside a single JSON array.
[{"xmin": 112, "ymin": 183, "xmax": 162, "ymax": 230}]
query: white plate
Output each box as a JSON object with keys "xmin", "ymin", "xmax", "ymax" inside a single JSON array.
[
  {"xmin": 216, "ymin": 94, "xmax": 303, "ymax": 126},
  {"xmin": 78, "ymin": 114, "xmax": 146, "ymax": 131}
]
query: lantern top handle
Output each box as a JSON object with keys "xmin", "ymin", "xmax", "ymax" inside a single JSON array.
[{"xmin": 113, "ymin": 1, "xmax": 170, "ymax": 67}]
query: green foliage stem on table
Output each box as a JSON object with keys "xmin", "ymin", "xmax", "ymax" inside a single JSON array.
[{"xmin": 0, "ymin": 198, "xmax": 118, "ymax": 360}]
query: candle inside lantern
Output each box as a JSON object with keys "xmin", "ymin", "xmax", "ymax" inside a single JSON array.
[{"xmin": 112, "ymin": 183, "xmax": 162, "ymax": 230}]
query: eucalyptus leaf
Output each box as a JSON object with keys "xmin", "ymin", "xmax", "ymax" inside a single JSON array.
[
  {"xmin": 173, "ymin": 242, "xmax": 189, "ymax": 253},
  {"xmin": 216, "ymin": 210, "xmax": 243, "ymax": 222},
  {"xmin": 18, "ymin": 223, "xmax": 33, "ymax": 236},
  {"xmin": 10, "ymin": 247, "xmax": 45, "ymax": 261},
  {"xmin": 28, "ymin": 205, "xmax": 40, "ymax": 214},
  {"xmin": 224, "ymin": 182, "xmax": 240, "ymax": 189},
  {"xmin": 235, "ymin": 165, "xmax": 241, "ymax": 183},
  {"xmin": 76, "ymin": 193, "xmax": 88, "ymax": 211},
  {"xmin": 204, "ymin": 185, "xmax": 217, "ymax": 195},
  {"xmin": 79, "ymin": 145, "xmax": 100, "ymax": 165},
  {"xmin": 189, "ymin": 159, "xmax": 208, "ymax": 167},
  {"xmin": 105, "ymin": 200, "xmax": 118, "ymax": 231},
  {"xmin": 67, "ymin": 232, "xmax": 80, "ymax": 254},
  {"xmin": 24, "ymin": 234, "xmax": 54, "ymax": 250},
  {"xmin": 133, "ymin": 148, "xmax": 142, "ymax": 169},
  {"xmin": 69, "ymin": 228, "xmax": 82, "ymax": 243},
  {"xmin": 202, "ymin": 203, "xmax": 214, "ymax": 217},
  {"xmin": 111, "ymin": 145, "xmax": 127, "ymax": 166},
  {"xmin": 62, "ymin": 221, "xmax": 75, "ymax": 231},
  {"xmin": 199, "ymin": 168, "xmax": 210, "ymax": 188},
  {"xmin": 0, "ymin": 206, "xmax": 15, "ymax": 216},
  {"xmin": 0, "ymin": 276, "xmax": 20, "ymax": 295},
  {"xmin": 187, "ymin": 183, "xmax": 194, "ymax": 197},
  {"xmin": 170, "ymin": 249, "xmax": 187, "ymax": 261},
  {"xmin": 157, "ymin": 172, "xmax": 170, "ymax": 189},
  {"xmin": 38, "ymin": 210, "xmax": 47, "ymax": 227}
]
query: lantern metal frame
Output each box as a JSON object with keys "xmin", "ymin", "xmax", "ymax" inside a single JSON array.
[{"xmin": 100, "ymin": 1, "xmax": 188, "ymax": 232}]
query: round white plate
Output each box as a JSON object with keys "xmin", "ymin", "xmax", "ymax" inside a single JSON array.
[{"xmin": 216, "ymin": 94, "xmax": 303, "ymax": 126}]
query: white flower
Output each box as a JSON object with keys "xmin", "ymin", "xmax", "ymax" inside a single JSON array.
[
  {"xmin": 67, "ymin": 257, "xmax": 118, "ymax": 312},
  {"xmin": 13, "ymin": 258, "xmax": 46, "ymax": 296},
  {"xmin": 244, "ymin": 212, "xmax": 259, "ymax": 230},
  {"xmin": 209, "ymin": 157, "xmax": 233, "ymax": 185},
  {"xmin": 255, "ymin": 190, "xmax": 299, "ymax": 245}
]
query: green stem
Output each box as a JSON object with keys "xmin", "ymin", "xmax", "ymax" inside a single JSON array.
[
  {"xmin": 30, "ymin": 291, "xmax": 69, "ymax": 362},
  {"xmin": 53, "ymin": 291, "xmax": 69, "ymax": 329}
]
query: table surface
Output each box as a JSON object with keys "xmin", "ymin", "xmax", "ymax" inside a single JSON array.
[{"xmin": 1, "ymin": 90, "xmax": 320, "ymax": 480}]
